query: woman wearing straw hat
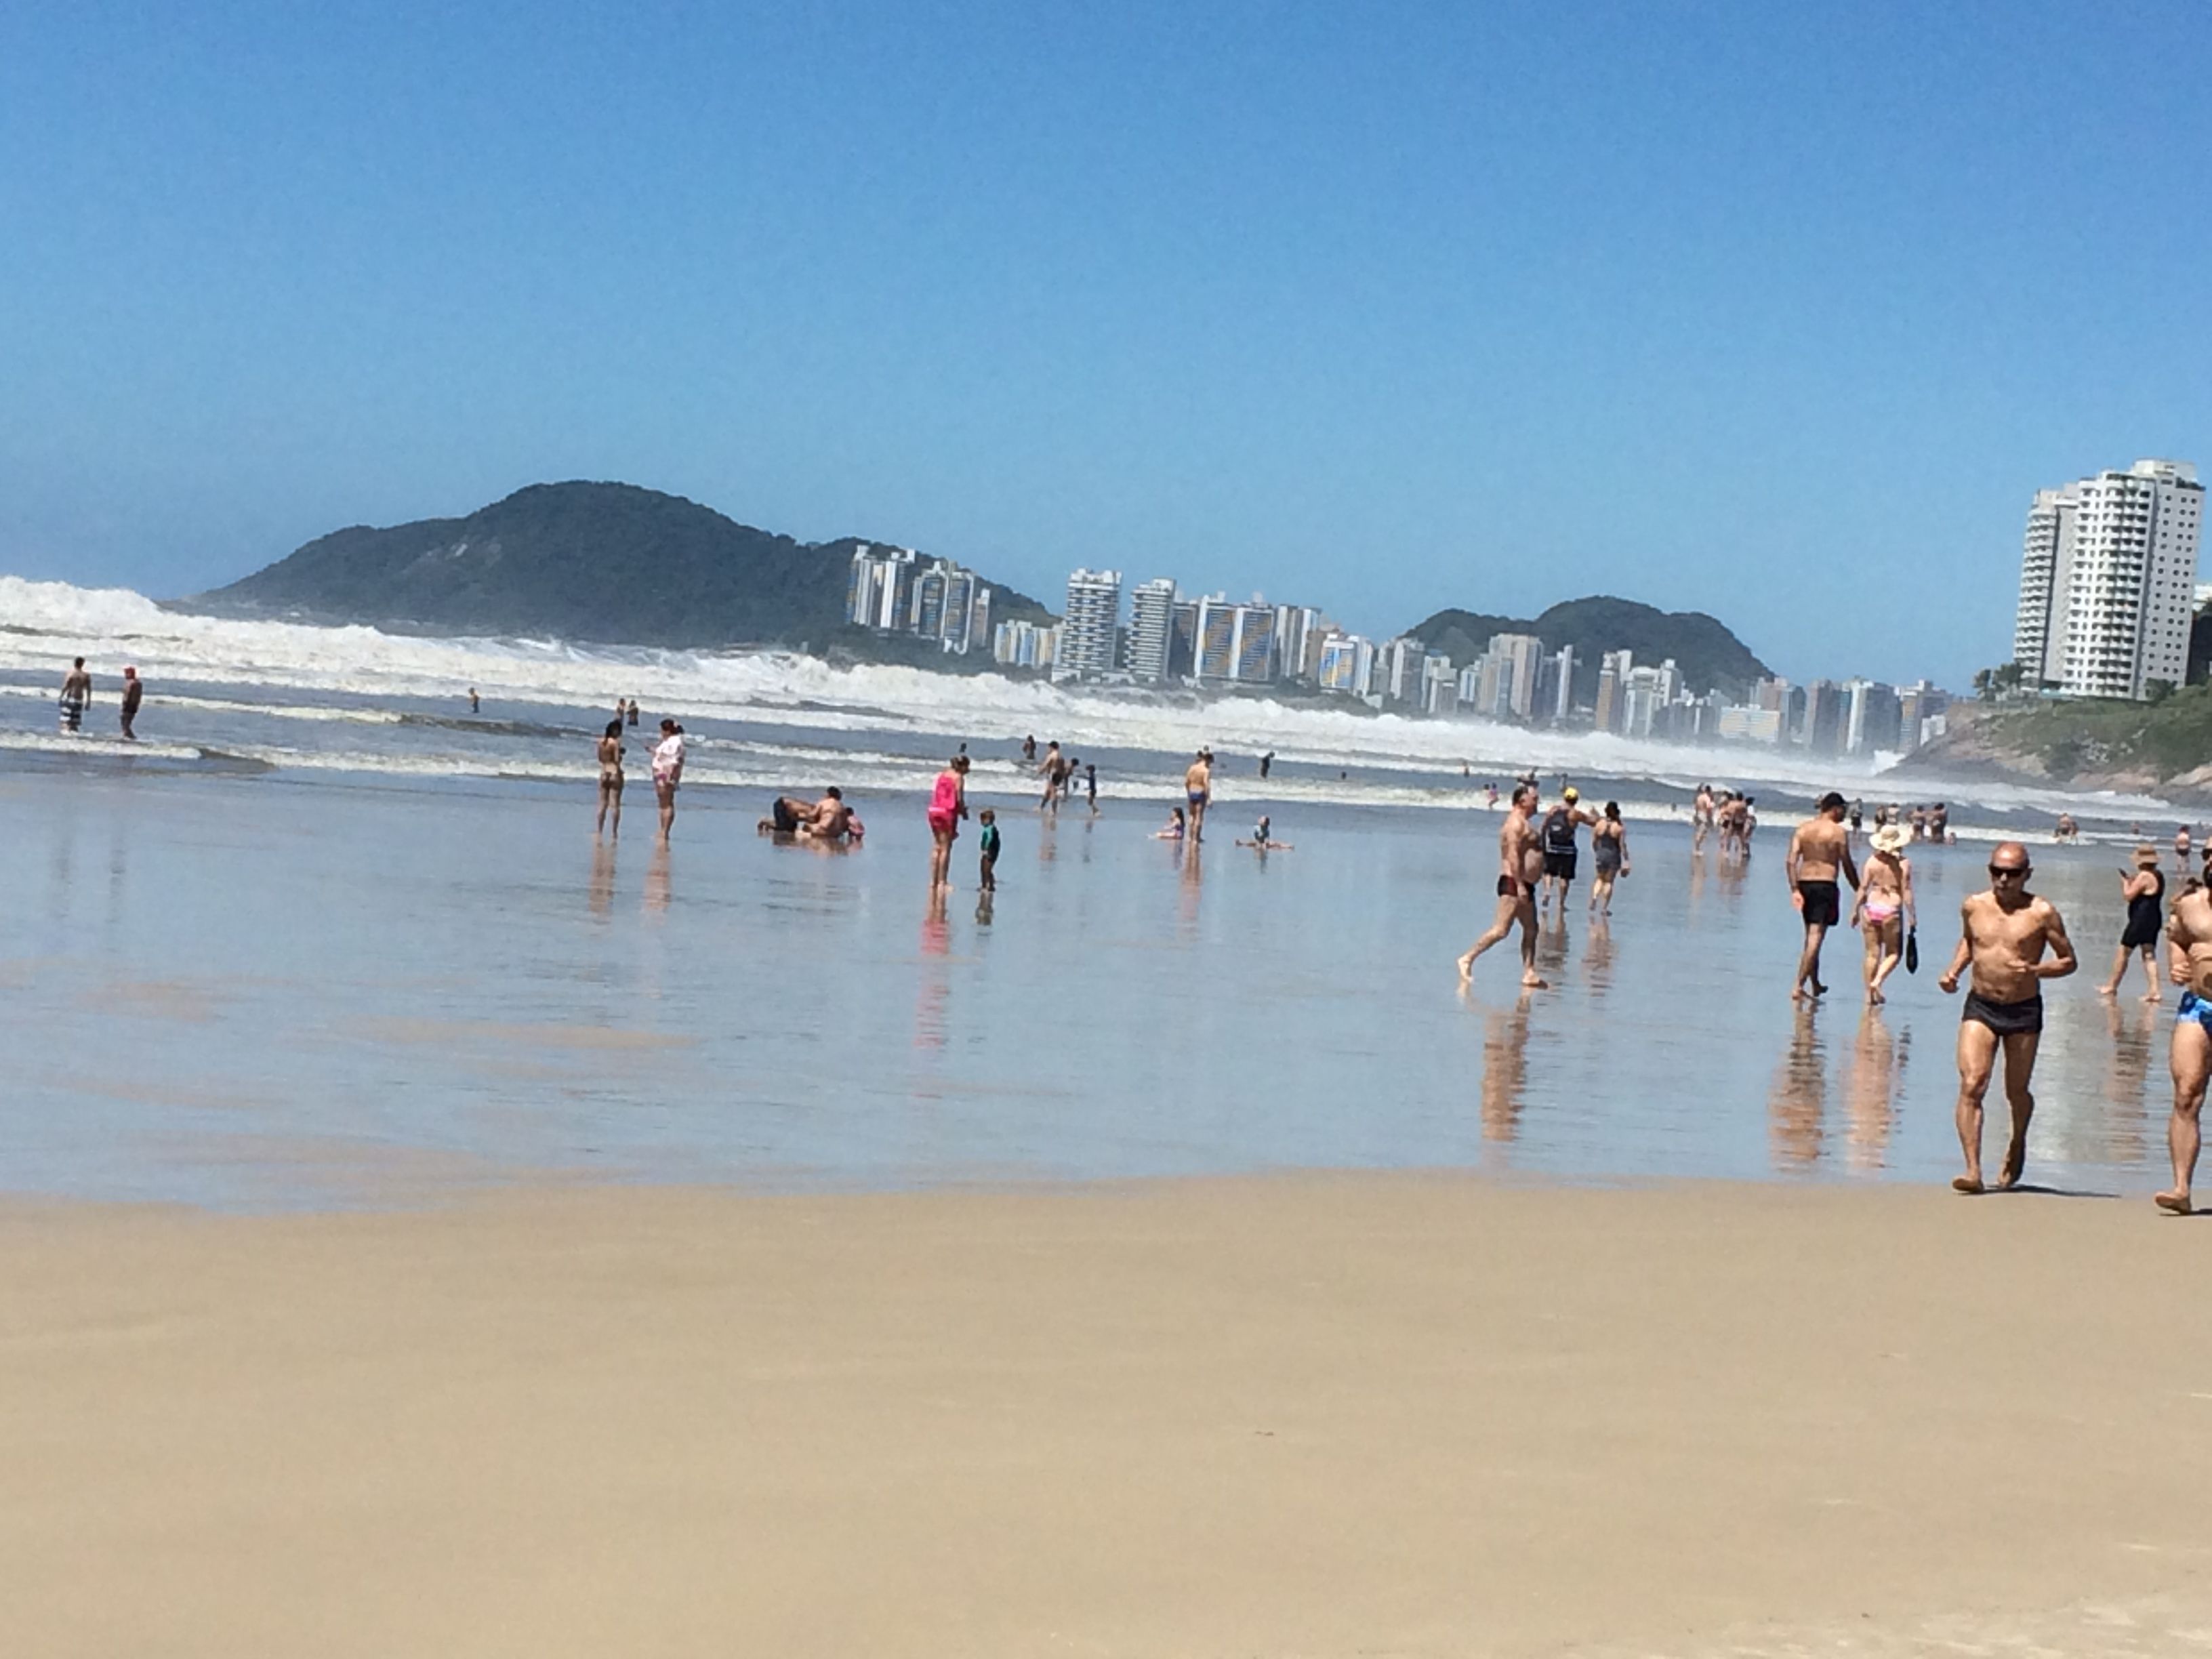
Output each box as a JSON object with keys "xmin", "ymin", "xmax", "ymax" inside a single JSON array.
[
  {"xmin": 2097, "ymin": 843, "xmax": 2166, "ymax": 1002},
  {"xmin": 1851, "ymin": 821, "xmax": 1917, "ymax": 1006}
]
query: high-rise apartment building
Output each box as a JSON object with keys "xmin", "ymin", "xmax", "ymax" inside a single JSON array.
[
  {"xmin": 1127, "ymin": 579, "xmax": 1177, "ymax": 682},
  {"xmin": 1483, "ymin": 633, "xmax": 1544, "ymax": 720},
  {"xmin": 1057, "ymin": 569, "xmax": 1123, "ymax": 681},
  {"xmin": 1593, "ymin": 650, "xmax": 1631, "ymax": 734},
  {"xmin": 2015, "ymin": 459, "xmax": 2204, "ymax": 700},
  {"xmin": 846, "ymin": 545, "xmax": 990, "ymax": 653},
  {"xmin": 1844, "ymin": 679, "xmax": 1902, "ymax": 756},
  {"xmin": 1382, "ymin": 636, "xmax": 1429, "ymax": 705},
  {"xmin": 1316, "ymin": 633, "xmax": 1375, "ymax": 697},
  {"xmin": 1168, "ymin": 600, "xmax": 1200, "ymax": 678},
  {"xmin": 1801, "ymin": 679, "xmax": 1845, "ymax": 756}
]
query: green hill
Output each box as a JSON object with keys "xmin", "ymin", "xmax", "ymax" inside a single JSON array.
[
  {"xmin": 1410, "ymin": 595, "xmax": 1771, "ymax": 700},
  {"xmin": 190, "ymin": 481, "xmax": 1052, "ymax": 649}
]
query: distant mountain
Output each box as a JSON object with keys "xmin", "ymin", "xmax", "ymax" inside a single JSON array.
[
  {"xmin": 1409, "ymin": 596, "xmax": 1771, "ymax": 700},
  {"xmin": 188, "ymin": 481, "xmax": 1052, "ymax": 650}
]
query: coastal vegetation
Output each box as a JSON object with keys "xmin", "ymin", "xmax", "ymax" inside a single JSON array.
[
  {"xmin": 1957, "ymin": 684, "xmax": 2212, "ymax": 785},
  {"xmin": 191, "ymin": 481, "xmax": 1051, "ymax": 652}
]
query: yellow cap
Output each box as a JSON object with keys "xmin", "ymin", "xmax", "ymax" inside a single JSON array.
[{"xmin": 1563, "ymin": 786, "xmax": 1579, "ymax": 802}]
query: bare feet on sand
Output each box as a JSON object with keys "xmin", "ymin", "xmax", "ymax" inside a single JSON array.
[
  {"xmin": 2154, "ymin": 1189, "xmax": 2194, "ymax": 1214},
  {"xmin": 1996, "ymin": 1143, "xmax": 2027, "ymax": 1191},
  {"xmin": 1520, "ymin": 970, "xmax": 1549, "ymax": 989},
  {"xmin": 1952, "ymin": 1175, "xmax": 1984, "ymax": 1194}
]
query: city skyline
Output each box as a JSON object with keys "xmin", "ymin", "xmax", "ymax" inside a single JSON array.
[{"xmin": 5, "ymin": 7, "xmax": 2210, "ymax": 692}]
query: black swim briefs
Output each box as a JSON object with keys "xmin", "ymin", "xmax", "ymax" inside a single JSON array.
[
  {"xmin": 1797, "ymin": 879, "xmax": 1841, "ymax": 928},
  {"xmin": 1542, "ymin": 851, "xmax": 1577, "ymax": 881},
  {"xmin": 1496, "ymin": 874, "xmax": 1530, "ymax": 900},
  {"xmin": 1963, "ymin": 991, "xmax": 2044, "ymax": 1038}
]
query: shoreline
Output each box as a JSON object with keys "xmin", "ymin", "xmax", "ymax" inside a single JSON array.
[{"xmin": 5, "ymin": 1171, "xmax": 2207, "ymax": 1656}]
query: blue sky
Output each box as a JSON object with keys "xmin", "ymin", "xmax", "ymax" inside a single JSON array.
[{"xmin": 3, "ymin": 1, "xmax": 2207, "ymax": 687}]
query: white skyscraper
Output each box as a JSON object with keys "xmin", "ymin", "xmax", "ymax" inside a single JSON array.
[
  {"xmin": 2017, "ymin": 459, "xmax": 2204, "ymax": 700},
  {"xmin": 2013, "ymin": 487, "xmax": 2078, "ymax": 685},
  {"xmin": 1128, "ymin": 579, "xmax": 1176, "ymax": 682},
  {"xmin": 1057, "ymin": 569, "xmax": 1123, "ymax": 681}
]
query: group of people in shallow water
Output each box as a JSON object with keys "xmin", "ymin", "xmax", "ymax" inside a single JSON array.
[
  {"xmin": 52, "ymin": 657, "xmax": 146, "ymax": 738},
  {"xmin": 1455, "ymin": 781, "xmax": 2204, "ymax": 1214}
]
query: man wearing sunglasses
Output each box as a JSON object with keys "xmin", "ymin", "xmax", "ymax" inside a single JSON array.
[{"xmin": 1936, "ymin": 843, "xmax": 2076, "ymax": 1193}]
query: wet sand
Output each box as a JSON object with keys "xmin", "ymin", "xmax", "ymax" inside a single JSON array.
[{"xmin": 4, "ymin": 1174, "xmax": 2207, "ymax": 1656}]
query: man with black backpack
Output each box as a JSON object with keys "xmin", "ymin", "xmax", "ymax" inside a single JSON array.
[{"xmin": 1538, "ymin": 787, "xmax": 1600, "ymax": 914}]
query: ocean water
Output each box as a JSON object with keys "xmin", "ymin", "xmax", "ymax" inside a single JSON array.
[{"xmin": 0, "ymin": 579, "xmax": 2194, "ymax": 1208}]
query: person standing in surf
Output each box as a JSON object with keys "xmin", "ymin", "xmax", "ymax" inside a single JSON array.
[
  {"xmin": 1185, "ymin": 750, "xmax": 1213, "ymax": 844},
  {"xmin": 119, "ymin": 666, "xmax": 144, "ymax": 740},
  {"xmin": 927, "ymin": 754, "xmax": 970, "ymax": 890},
  {"xmin": 595, "ymin": 719, "xmax": 626, "ymax": 838},
  {"xmin": 58, "ymin": 657, "xmax": 91, "ymax": 732},
  {"xmin": 650, "ymin": 719, "xmax": 685, "ymax": 840}
]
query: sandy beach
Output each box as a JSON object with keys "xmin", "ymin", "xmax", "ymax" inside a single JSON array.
[{"xmin": 3, "ymin": 1174, "xmax": 2207, "ymax": 1656}]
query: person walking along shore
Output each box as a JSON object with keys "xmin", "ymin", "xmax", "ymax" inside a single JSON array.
[
  {"xmin": 1851, "ymin": 823, "xmax": 1914, "ymax": 1006},
  {"xmin": 2097, "ymin": 844, "xmax": 2165, "ymax": 1002},
  {"xmin": 1786, "ymin": 792, "xmax": 1858, "ymax": 1002},
  {"xmin": 1937, "ymin": 842, "xmax": 2075, "ymax": 1194},
  {"xmin": 1458, "ymin": 782, "xmax": 1547, "ymax": 990}
]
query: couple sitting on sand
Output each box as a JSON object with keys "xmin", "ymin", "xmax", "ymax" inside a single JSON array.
[{"xmin": 761, "ymin": 788, "xmax": 861, "ymax": 842}]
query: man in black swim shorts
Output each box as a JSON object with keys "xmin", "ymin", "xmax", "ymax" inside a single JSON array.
[
  {"xmin": 1784, "ymin": 792, "xmax": 1858, "ymax": 1002},
  {"xmin": 1937, "ymin": 842, "xmax": 2076, "ymax": 1193}
]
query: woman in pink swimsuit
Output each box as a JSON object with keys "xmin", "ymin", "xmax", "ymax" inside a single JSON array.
[
  {"xmin": 1851, "ymin": 821, "xmax": 1915, "ymax": 1006},
  {"xmin": 926, "ymin": 754, "xmax": 969, "ymax": 890}
]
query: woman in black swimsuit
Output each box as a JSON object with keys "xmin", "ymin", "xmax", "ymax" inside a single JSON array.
[
  {"xmin": 1589, "ymin": 802, "xmax": 1630, "ymax": 916},
  {"xmin": 2099, "ymin": 843, "xmax": 2165, "ymax": 1002}
]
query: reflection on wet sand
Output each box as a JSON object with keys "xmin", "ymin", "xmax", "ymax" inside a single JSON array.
[
  {"xmin": 643, "ymin": 843, "xmax": 671, "ymax": 916},
  {"xmin": 589, "ymin": 843, "xmax": 616, "ymax": 918},
  {"xmin": 1582, "ymin": 916, "xmax": 1614, "ymax": 998},
  {"xmin": 1841, "ymin": 1009, "xmax": 1907, "ymax": 1172},
  {"xmin": 2100, "ymin": 998, "xmax": 2156, "ymax": 1168},
  {"xmin": 915, "ymin": 893, "xmax": 951, "ymax": 1050},
  {"xmin": 1769, "ymin": 1007, "xmax": 1826, "ymax": 1170},
  {"xmin": 1479, "ymin": 991, "xmax": 1534, "ymax": 1147}
]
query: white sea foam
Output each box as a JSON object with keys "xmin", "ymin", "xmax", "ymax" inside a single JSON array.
[{"xmin": 0, "ymin": 576, "xmax": 2177, "ymax": 818}]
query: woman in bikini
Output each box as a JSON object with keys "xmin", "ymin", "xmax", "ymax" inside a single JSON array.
[
  {"xmin": 2098, "ymin": 842, "xmax": 2165, "ymax": 1002},
  {"xmin": 594, "ymin": 719, "xmax": 626, "ymax": 838},
  {"xmin": 1851, "ymin": 822, "xmax": 1915, "ymax": 1005},
  {"xmin": 926, "ymin": 754, "xmax": 969, "ymax": 890}
]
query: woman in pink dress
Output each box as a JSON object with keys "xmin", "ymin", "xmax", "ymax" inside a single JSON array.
[{"xmin": 926, "ymin": 754, "xmax": 969, "ymax": 890}]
